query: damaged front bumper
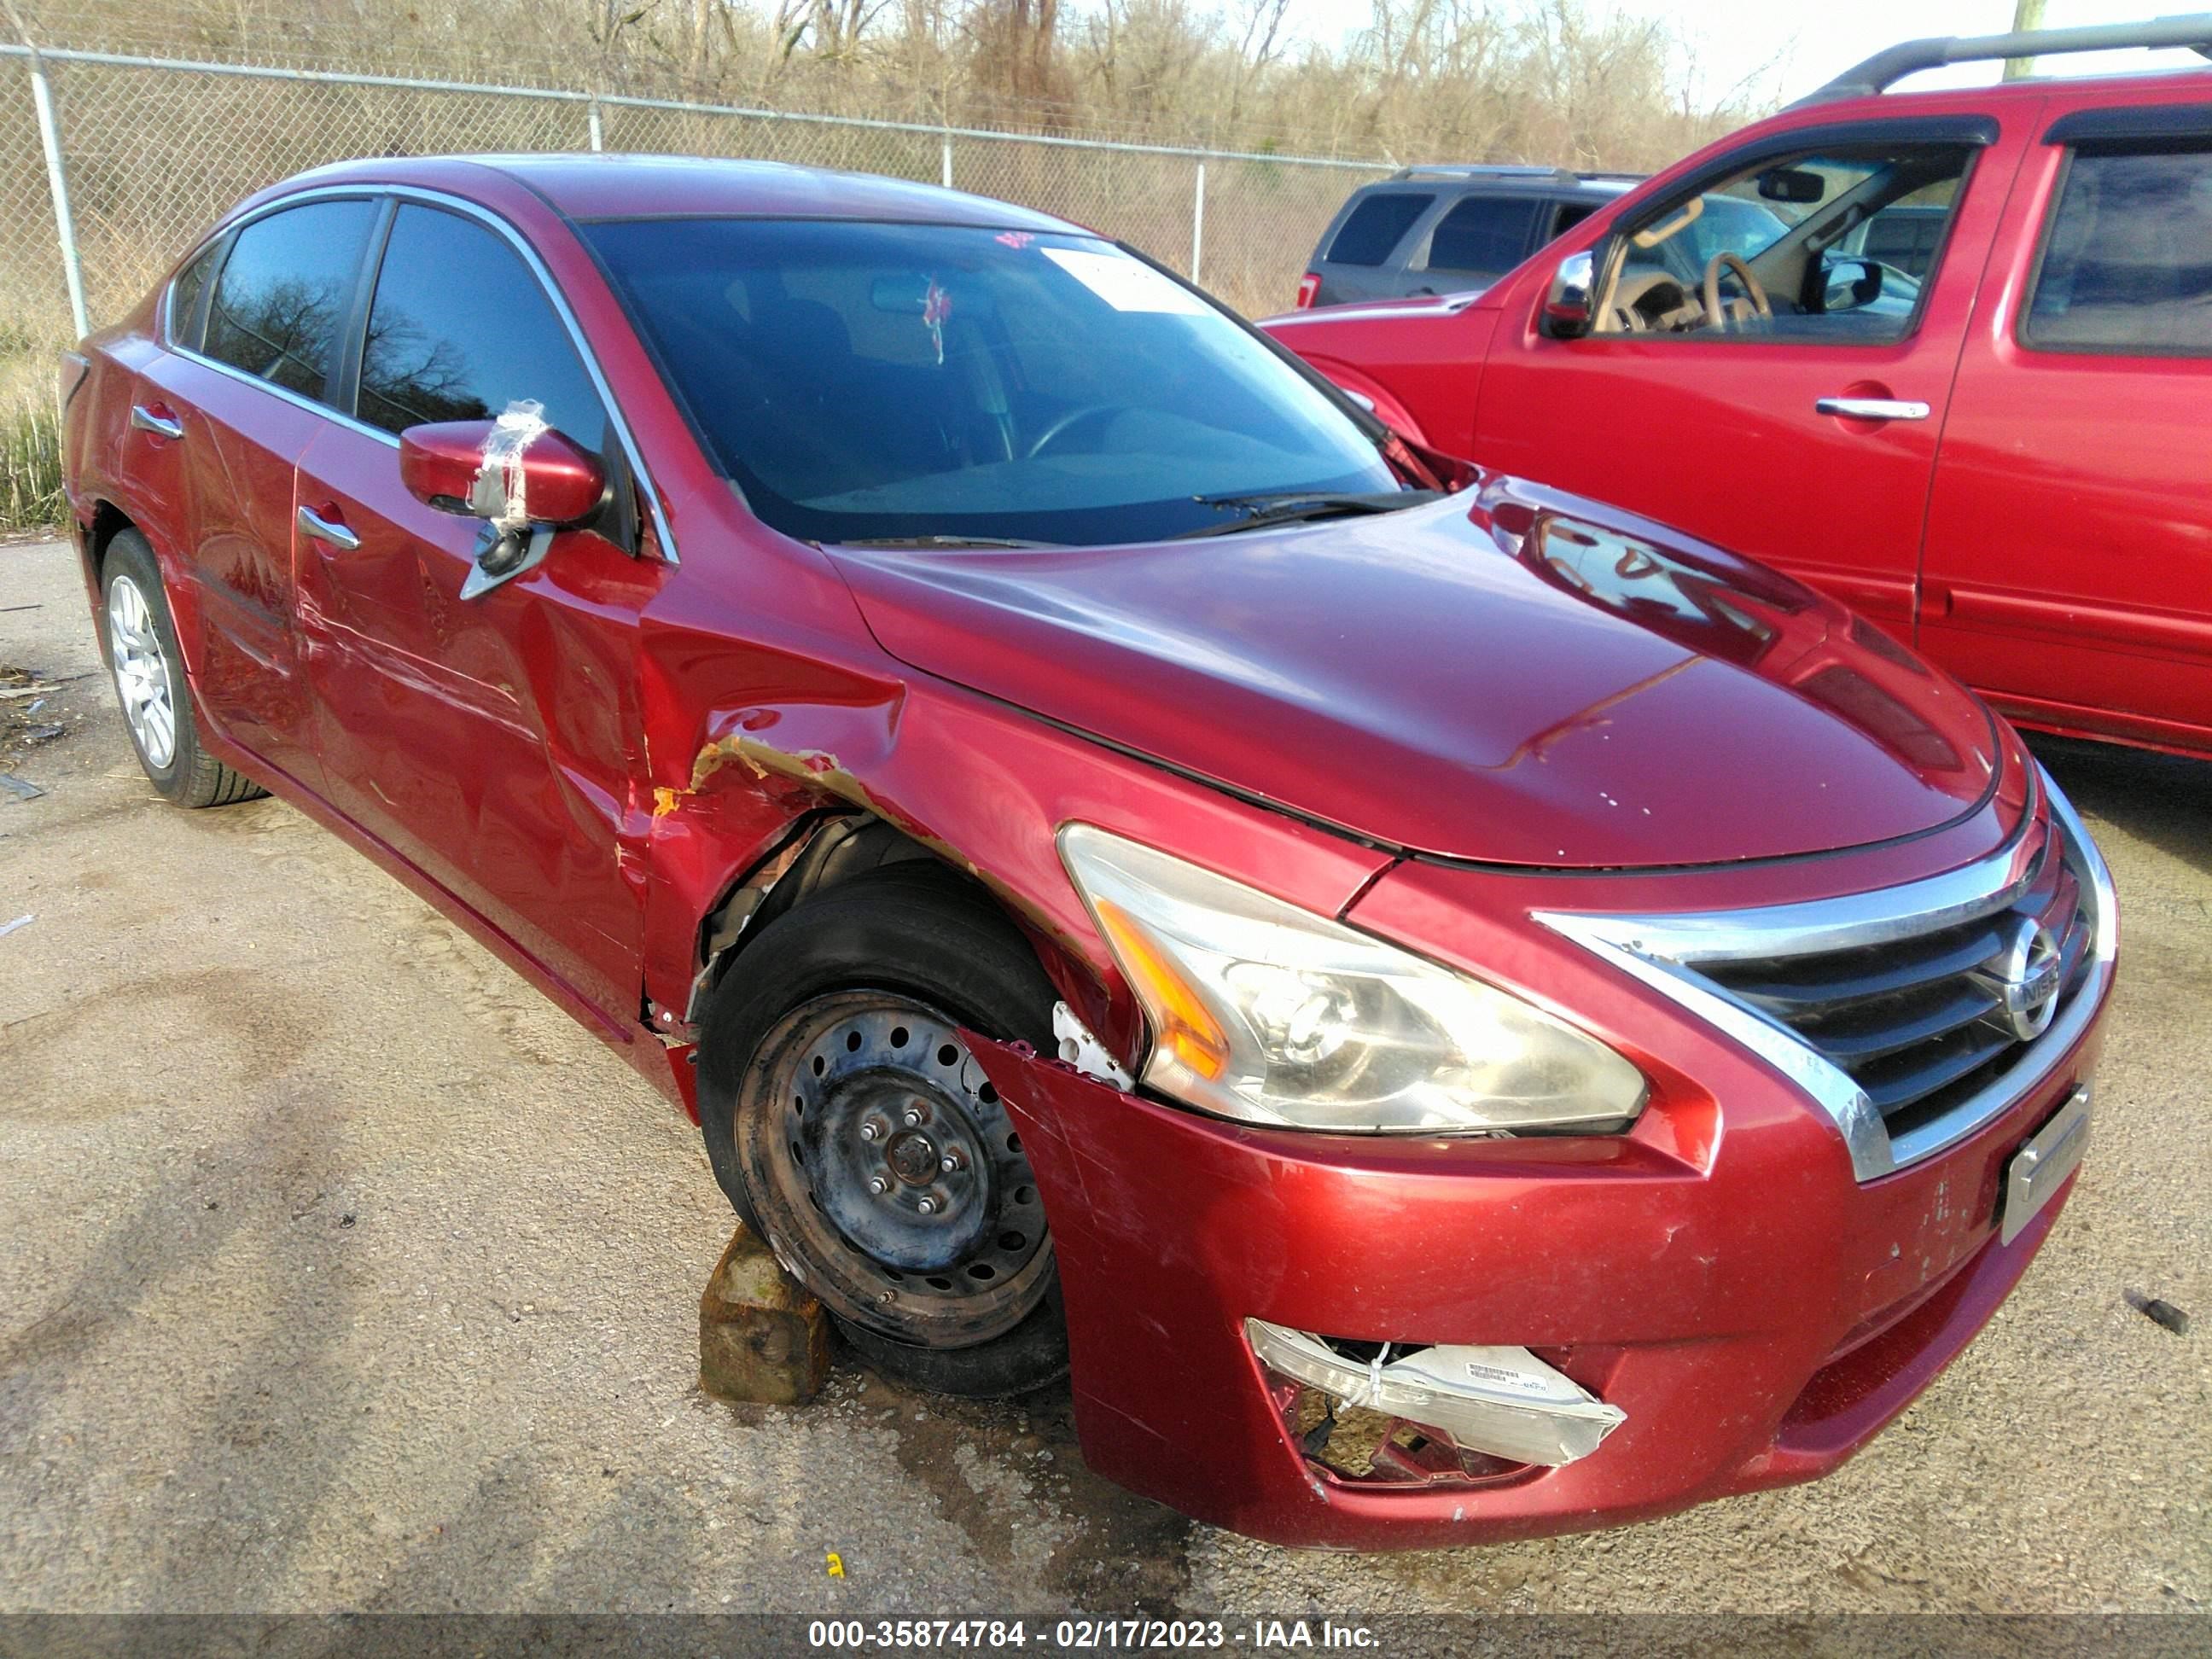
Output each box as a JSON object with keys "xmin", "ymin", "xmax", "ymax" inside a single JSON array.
[{"xmin": 968, "ymin": 997, "xmax": 2103, "ymax": 1550}]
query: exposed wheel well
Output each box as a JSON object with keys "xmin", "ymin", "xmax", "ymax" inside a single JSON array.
[
  {"xmin": 86, "ymin": 501, "xmax": 135, "ymax": 577},
  {"xmin": 687, "ymin": 814, "xmax": 1057, "ymax": 1027}
]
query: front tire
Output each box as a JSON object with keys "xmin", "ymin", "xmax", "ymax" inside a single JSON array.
[
  {"xmin": 696, "ymin": 861, "xmax": 1068, "ymax": 1398},
  {"xmin": 100, "ymin": 530, "xmax": 263, "ymax": 807}
]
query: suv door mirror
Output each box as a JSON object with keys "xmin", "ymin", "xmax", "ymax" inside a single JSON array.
[
  {"xmin": 1540, "ymin": 249, "xmax": 1597, "ymax": 339},
  {"xmin": 399, "ymin": 412, "xmax": 607, "ymax": 599}
]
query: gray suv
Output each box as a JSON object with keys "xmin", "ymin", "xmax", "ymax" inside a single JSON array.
[{"xmin": 1295, "ymin": 165, "xmax": 1641, "ymax": 310}]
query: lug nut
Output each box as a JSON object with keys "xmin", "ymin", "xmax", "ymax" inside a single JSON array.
[
  {"xmin": 901, "ymin": 1107, "xmax": 924, "ymax": 1126},
  {"xmin": 868, "ymin": 1176, "xmax": 890, "ymax": 1195},
  {"xmin": 940, "ymin": 1150, "xmax": 966, "ymax": 1173},
  {"xmin": 917, "ymin": 1196, "xmax": 940, "ymax": 1214},
  {"xmin": 859, "ymin": 1120, "xmax": 883, "ymax": 1143},
  {"xmin": 878, "ymin": 1289, "xmax": 895, "ymax": 1304}
]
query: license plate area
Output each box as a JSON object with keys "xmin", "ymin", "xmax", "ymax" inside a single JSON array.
[{"xmin": 1998, "ymin": 1085, "xmax": 2093, "ymax": 1245}]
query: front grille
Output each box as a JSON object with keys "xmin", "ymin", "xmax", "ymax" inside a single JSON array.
[
  {"xmin": 1693, "ymin": 825, "xmax": 2093, "ymax": 1144},
  {"xmin": 1537, "ymin": 771, "xmax": 2116, "ymax": 1180}
]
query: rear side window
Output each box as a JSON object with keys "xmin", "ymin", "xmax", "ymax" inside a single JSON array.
[
  {"xmin": 167, "ymin": 242, "xmax": 218, "ymax": 351},
  {"xmin": 355, "ymin": 204, "xmax": 605, "ymax": 446},
  {"xmin": 1421, "ymin": 195, "xmax": 1542, "ymax": 276},
  {"xmin": 1551, "ymin": 201, "xmax": 1598, "ymax": 238},
  {"xmin": 203, "ymin": 200, "xmax": 377, "ymax": 400},
  {"xmin": 2025, "ymin": 146, "xmax": 2212, "ymax": 354},
  {"xmin": 1326, "ymin": 193, "xmax": 1434, "ymax": 266}
]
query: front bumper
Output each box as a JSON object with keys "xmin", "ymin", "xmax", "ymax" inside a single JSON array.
[{"xmin": 970, "ymin": 906, "xmax": 2110, "ymax": 1550}]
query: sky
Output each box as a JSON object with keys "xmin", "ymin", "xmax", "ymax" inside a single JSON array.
[{"xmin": 1289, "ymin": 0, "xmax": 2212, "ymax": 108}]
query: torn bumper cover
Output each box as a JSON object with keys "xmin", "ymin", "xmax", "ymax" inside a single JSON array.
[
  {"xmin": 967, "ymin": 1007, "xmax": 2102, "ymax": 1551},
  {"xmin": 1243, "ymin": 1321, "xmax": 1624, "ymax": 1468}
]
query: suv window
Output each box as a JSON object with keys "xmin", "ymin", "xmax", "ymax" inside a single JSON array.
[
  {"xmin": 356, "ymin": 204, "xmax": 605, "ymax": 445},
  {"xmin": 2024, "ymin": 146, "xmax": 2212, "ymax": 354},
  {"xmin": 1421, "ymin": 195, "xmax": 1541, "ymax": 277},
  {"xmin": 203, "ymin": 200, "xmax": 377, "ymax": 399},
  {"xmin": 1327, "ymin": 193, "xmax": 1435, "ymax": 266},
  {"xmin": 1600, "ymin": 144, "xmax": 1972, "ymax": 341}
]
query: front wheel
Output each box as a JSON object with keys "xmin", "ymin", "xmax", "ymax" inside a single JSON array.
[{"xmin": 696, "ymin": 861, "xmax": 1069, "ymax": 1398}]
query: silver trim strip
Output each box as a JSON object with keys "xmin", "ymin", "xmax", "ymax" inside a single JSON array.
[
  {"xmin": 1537, "ymin": 764, "xmax": 2116, "ymax": 1182},
  {"xmin": 1261, "ymin": 291, "xmax": 1487, "ymax": 327},
  {"xmin": 160, "ymin": 183, "xmax": 678, "ymax": 566}
]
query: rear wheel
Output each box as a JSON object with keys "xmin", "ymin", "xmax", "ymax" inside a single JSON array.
[
  {"xmin": 100, "ymin": 531, "xmax": 263, "ymax": 807},
  {"xmin": 696, "ymin": 861, "xmax": 1068, "ymax": 1398}
]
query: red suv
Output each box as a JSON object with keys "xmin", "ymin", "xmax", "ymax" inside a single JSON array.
[
  {"xmin": 1265, "ymin": 18, "xmax": 2212, "ymax": 762},
  {"xmin": 62, "ymin": 153, "xmax": 2112, "ymax": 1550}
]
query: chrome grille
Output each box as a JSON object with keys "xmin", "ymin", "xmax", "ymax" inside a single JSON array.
[
  {"xmin": 1537, "ymin": 767, "xmax": 2117, "ymax": 1181},
  {"xmin": 1692, "ymin": 830, "xmax": 2092, "ymax": 1144}
]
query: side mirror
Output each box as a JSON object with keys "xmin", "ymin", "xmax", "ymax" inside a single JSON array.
[
  {"xmin": 1821, "ymin": 257, "xmax": 1884, "ymax": 312},
  {"xmin": 1540, "ymin": 249, "xmax": 1596, "ymax": 340},
  {"xmin": 399, "ymin": 410, "xmax": 607, "ymax": 599}
]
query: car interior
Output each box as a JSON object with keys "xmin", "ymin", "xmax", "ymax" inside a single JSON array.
[{"xmin": 1592, "ymin": 144, "xmax": 1972, "ymax": 339}]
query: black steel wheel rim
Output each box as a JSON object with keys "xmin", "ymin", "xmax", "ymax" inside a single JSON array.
[{"xmin": 745, "ymin": 989, "xmax": 1051, "ymax": 1347}]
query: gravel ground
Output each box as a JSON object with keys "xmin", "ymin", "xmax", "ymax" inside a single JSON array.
[{"xmin": 1, "ymin": 535, "xmax": 2205, "ymax": 1619}]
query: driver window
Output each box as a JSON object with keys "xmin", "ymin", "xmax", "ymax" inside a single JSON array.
[{"xmin": 1597, "ymin": 143, "xmax": 1974, "ymax": 341}]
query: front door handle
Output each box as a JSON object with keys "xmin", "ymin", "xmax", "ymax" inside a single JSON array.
[
  {"xmin": 1816, "ymin": 395, "xmax": 1930, "ymax": 422},
  {"xmin": 296, "ymin": 504, "xmax": 361, "ymax": 551},
  {"xmin": 129, "ymin": 403, "xmax": 184, "ymax": 439}
]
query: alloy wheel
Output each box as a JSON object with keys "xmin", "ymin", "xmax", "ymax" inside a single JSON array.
[{"xmin": 106, "ymin": 573, "xmax": 177, "ymax": 771}]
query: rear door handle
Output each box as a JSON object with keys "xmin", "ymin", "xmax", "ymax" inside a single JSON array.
[
  {"xmin": 296, "ymin": 504, "xmax": 361, "ymax": 551},
  {"xmin": 129, "ymin": 403, "xmax": 184, "ymax": 439},
  {"xmin": 1816, "ymin": 396, "xmax": 1930, "ymax": 422}
]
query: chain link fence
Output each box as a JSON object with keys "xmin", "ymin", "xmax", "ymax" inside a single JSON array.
[{"xmin": 1, "ymin": 44, "xmax": 1394, "ymax": 364}]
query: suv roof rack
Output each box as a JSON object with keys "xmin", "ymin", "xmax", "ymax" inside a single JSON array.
[
  {"xmin": 1387, "ymin": 164, "xmax": 1644, "ymax": 185},
  {"xmin": 1796, "ymin": 12, "xmax": 2212, "ymax": 106}
]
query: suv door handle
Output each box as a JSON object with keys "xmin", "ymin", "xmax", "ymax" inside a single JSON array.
[
  {"xmin": 296, "ymin": 504, "xmax": 361, "ymax": 551},
  {"xmin": 1815, "ymin": 396, "xmax": 1930, "ymax": 422},
  {"xmin": 129, "ymin": 403, "xmax": 184, "ymax": 439}
]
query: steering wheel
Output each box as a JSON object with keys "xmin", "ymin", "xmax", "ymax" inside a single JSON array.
[
  {"xmin": 1701, "ymin": 251, "xmax": 1772, "ymax": 331},
  {"xmin": 1024, "ymin": 404, "xmax": 1122, "ymax": 460}
]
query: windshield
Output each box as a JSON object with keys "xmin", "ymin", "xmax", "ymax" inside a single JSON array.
[{"xmin": 584, "ymin": 218, "xmax": 1399, "ymax": 546}]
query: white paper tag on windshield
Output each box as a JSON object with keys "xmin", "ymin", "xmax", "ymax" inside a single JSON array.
[{"xmin": 1041, "ymin": 247, "xmax": 1209, "ymax": 315}]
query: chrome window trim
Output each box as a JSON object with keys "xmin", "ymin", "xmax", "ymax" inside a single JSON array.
[
  {"xmin": 164, "ymin": 182, "xmax": 678, "ymax": 566},
  {"xmin": 1536, "ymin": 764, "xmax": 2116, "ymax": 1183}
]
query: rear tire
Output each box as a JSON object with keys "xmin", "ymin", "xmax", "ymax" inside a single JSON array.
[
  {"xmin": 696, "ymin": 860, "xmax": 1069, "ymax": 1399},
  {"xmin": 100, "ymin": 530, "xmax": 264, "ymax": 808}
]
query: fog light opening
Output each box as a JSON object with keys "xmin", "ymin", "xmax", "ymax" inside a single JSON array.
[{"xmin": 1249, "ymin": 1318, "xmax": 1626, "ymax": 1478}]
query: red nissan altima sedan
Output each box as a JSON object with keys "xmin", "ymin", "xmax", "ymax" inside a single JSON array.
[{"xmin": 61, "ymin": 154, "xmax": 2114, "ymax": 1549}]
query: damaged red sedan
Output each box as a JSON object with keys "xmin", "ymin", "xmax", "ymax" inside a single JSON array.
[{"xmin": 61, "ymin": 155, "xmax": 2114, "ymax": 1550}]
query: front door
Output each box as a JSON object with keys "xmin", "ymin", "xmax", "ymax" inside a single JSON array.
[
  {"xmin": 1917, "ymin": 104, "xmax": 2212, "ymax": 753},
  {"xmin": 1476, "ymin": 114, "xmax": 2024, "ymax": 639},
  {"xmin": 295, "ymin": 199, "xmax": 663, "ymax": 1022}
]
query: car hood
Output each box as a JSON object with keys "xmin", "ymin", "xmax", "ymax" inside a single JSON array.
[{"xmin": 825, "ymin": 478, "xmax": 2004, "ymax": 868}]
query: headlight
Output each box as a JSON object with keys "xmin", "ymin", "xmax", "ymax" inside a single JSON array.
[{"xmin": 1057, "ymin": 824, "xmax": 1647, "ymax": 1135}]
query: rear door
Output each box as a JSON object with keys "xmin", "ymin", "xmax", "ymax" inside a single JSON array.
[
  {"xmin": 293, "ymin": 197, "xmax": 661, "ymax": 1022},
  {"xmin": 1917, "ymin": 102, "xmax": 2212, "ymax": 752},
  {"xmin": 142, "ymin": 195, "xmax": 381, "ymax": 789},
  {"xmin": 1475, "ymin": 114, "xmax": 2027, "ymax": 639}
]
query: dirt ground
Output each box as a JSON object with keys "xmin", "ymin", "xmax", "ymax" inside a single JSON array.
[{"xmin": 1, "ymin": 535, "xmax": 2205, "ymax": 1617}]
